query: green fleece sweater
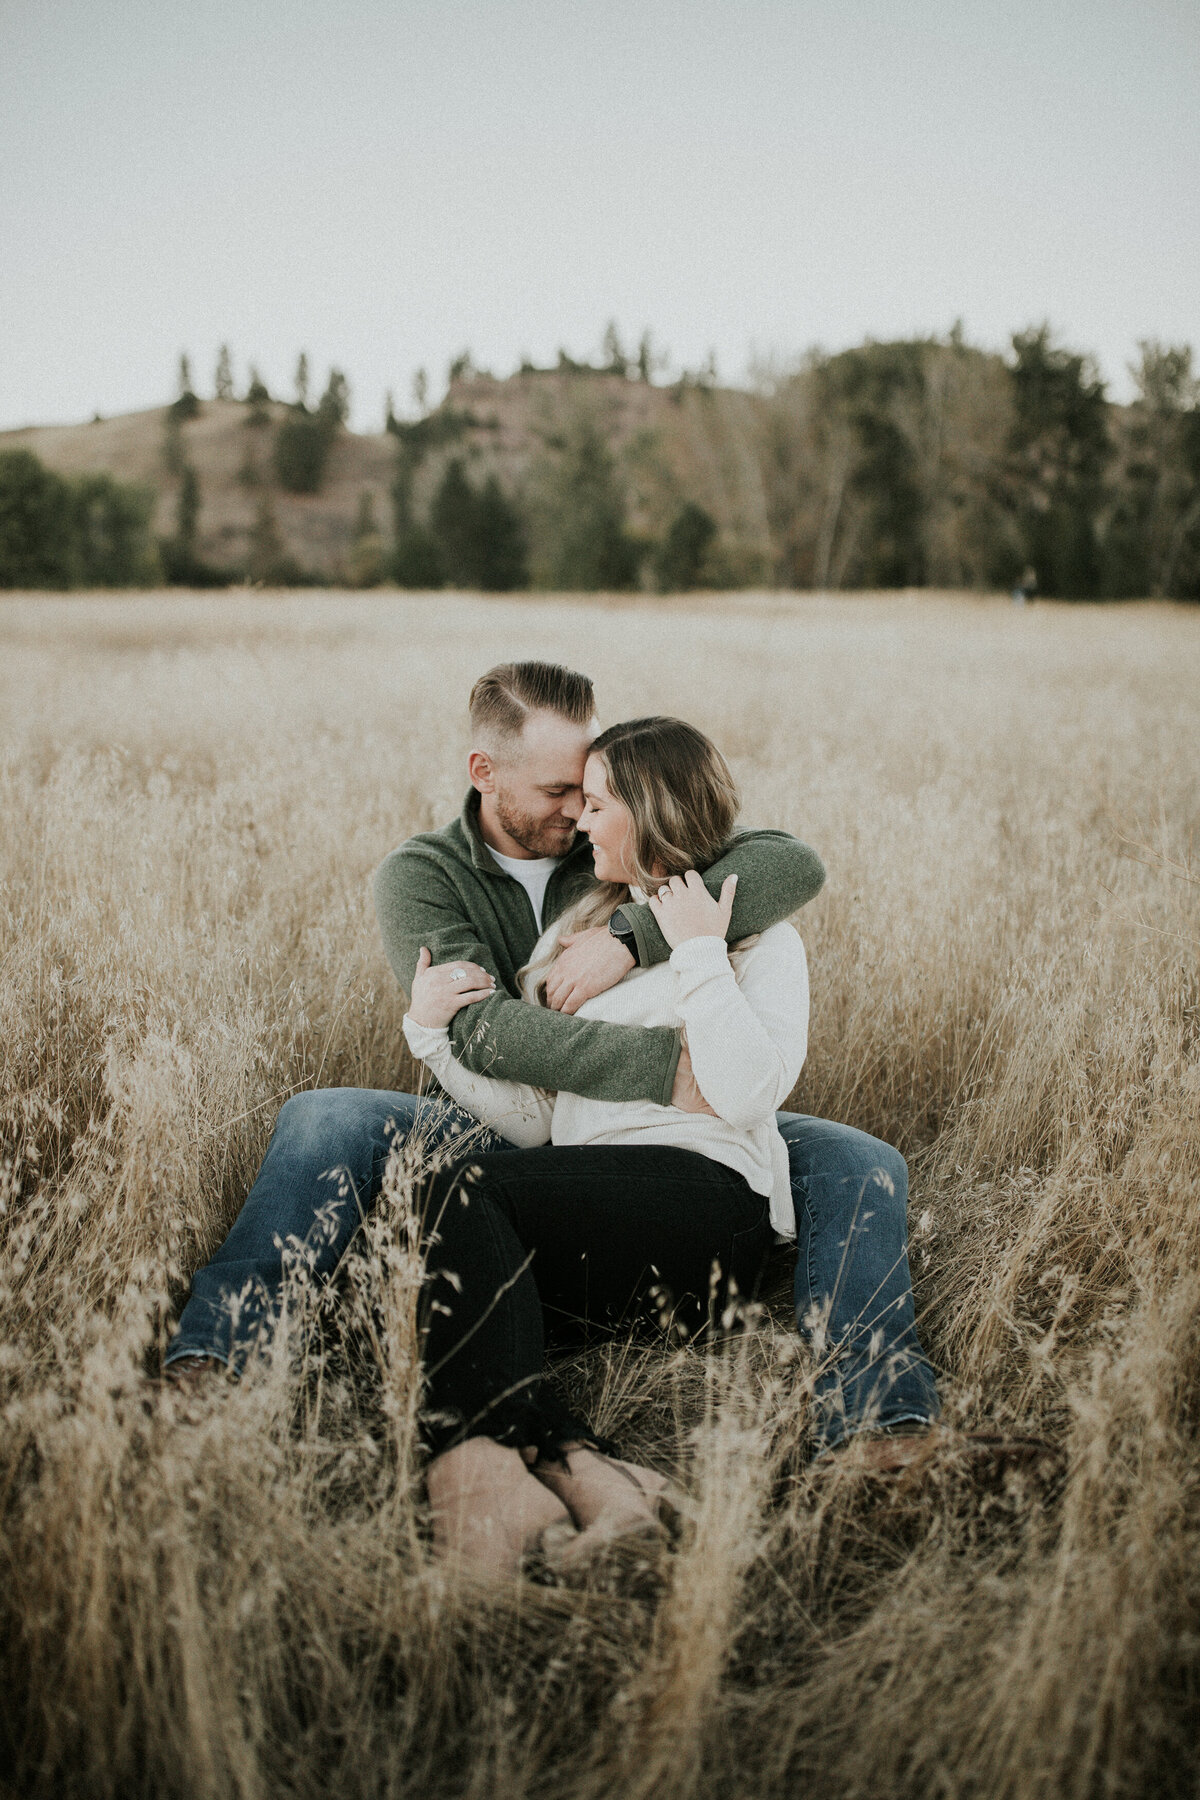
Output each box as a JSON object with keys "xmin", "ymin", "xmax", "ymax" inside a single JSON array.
[{"xmin": 373, "ymin": 792, "xmax": 825, "ymax": 1108}]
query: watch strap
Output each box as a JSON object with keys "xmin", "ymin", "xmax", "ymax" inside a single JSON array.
[{"xmin": 608, "ymin": 909, "xmax": 639, "ymax": 964}]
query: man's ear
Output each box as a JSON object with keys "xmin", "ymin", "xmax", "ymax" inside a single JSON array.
[{"xmin": 467, "ymin": 749, "xmax": 496, "ymax": 795}]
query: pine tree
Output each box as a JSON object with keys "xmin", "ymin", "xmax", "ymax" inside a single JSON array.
[
  {"xmin": 349, "ymin": 490, "xmax": 385, "ymax": 587},
  {"xmin": 637, "ymin": 331, "xmax": 654, "ymax": 384},
  {"xmin": 214, "ymin": 345, "xmax": 235, "ymax": 401},
  {"xmin": 162, "ymin": 408, "xmax": 185, "ymax": 477},
  {"xmin": 426, "ymin": 460, "xmax": 527, "ymax": 591},
  {"xmin": 295, "ymin": 352, "xmax": 310, "ymax": 411},
  {"xmin": 274, "ymin": 368, "xmax": 349, "ymax": 494},
  {"xmin": 317, "ymin": 368, "xmax": 350, "ymax": 427},
  {"xmin": 1103, "ymin": 341, "xmax": 1200, "ymax": 598},
  {"xmin": 0, "ymin": 452, "xmax": 158, "ymax": 588},
  {"xmin": 429, "ymin": 459, "xmax": 478, "ymax": 586},
  {"xmin": 237, "ymin": 440, "xmax": 262, "ymax": 487},
  {"xmin": 169, "ymin": 352, "xmax": 200, "ymax": 423},
  {"xmin": 160, "ymin": 464, "xmax": 230, "ymax": 584},
  {"xmin": 247, "ymin": 493, "xmax": 286, "ymax": 584},
  {"xmin": 391, "ymin": 529, "xmax": 443, "ymax": 588},
  {"xmin": 274, "ymin": 417, "xmax": 326, "ymax": 493},
  {"xmin": 70, "ymin": 474, "xmax": 159, "ymax": 585},
  {"xmin": 654, "ymin": 502, "xmax": 717, "ymax": 591},
  {"xmin": 1008, "ymin": 325, "xmax": 1110, "ymax": 597},
  {"xmin": 602, "ymin": 322, "xmax": 628, "ymax": 377},
  {"xmin": 0, "ymin": 451, "xmax": 75, "ymax": 586},
  {"xmin": 473, "ymin": 476, "xmax": 528, "ymax": 590},
  {"xmin": 176, "ymin": 465, "xmax": 199, "ymax": 562},
  {"xmin": 390, "ymin": 440, "xmax": 443, "ymax": 587},
  {"xmin": 245, "ymin": 366, "xmax": 271, "ymax": 427},
  {"xmin": 527, "ymin": 412, "xmax": 639, "ymax": 590}
]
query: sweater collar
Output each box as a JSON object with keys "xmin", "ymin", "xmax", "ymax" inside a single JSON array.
[{"xmin": 460, "ymin": 790, "xmax": 506, "ymax": 873}]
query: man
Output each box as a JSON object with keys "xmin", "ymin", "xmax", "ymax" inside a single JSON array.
[{"xmin": 166, "ymin": 660, "xmax": 940, "ymax": 1466}]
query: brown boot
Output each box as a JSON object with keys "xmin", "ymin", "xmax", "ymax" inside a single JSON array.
[
  {"xmin": 829, "ymin": 1426, "xmax": 937, "ymax": 1477},
  {"xmin": 826, "ymin": 1425, "xmax": 1063, "ymax": 1485}
]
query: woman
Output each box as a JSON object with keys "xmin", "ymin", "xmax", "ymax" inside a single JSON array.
[{"xmin": 401, "ymin": 718, "xmax": 809, "ymax": 1574}]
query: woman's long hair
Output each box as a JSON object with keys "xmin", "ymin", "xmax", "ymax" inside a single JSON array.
[{"xmin": 521, "ymin": 717, "xmax": 740, "ymax": 1003}]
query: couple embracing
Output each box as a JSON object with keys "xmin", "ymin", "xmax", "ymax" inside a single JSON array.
[{"xmin": 166, "ymin": 661, "xmax": 940, "ymax": 1573}]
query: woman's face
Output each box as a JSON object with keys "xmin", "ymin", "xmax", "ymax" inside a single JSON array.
[{"xmin": 578, "ymin": 754, "xmax": 637, "ymax": 884}]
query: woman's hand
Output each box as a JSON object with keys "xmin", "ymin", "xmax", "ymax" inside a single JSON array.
[
  {"xmin": 408, "ymin": 948, "xmax": 496, "ymax": 1029},
  {"xmin": 648, "ymin": 871, "xmax": 737, "ymax": 949}
]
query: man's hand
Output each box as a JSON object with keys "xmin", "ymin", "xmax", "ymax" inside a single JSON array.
[
  {"xmin": 670, "ymin": 1042, "xmax": 717, "ymax": 1115},
  {"xmin": 545, "ymin": 926, "xmax": 635, "ymax": 1014},
  {"xmin": 648, "ymin": 871, "xmax": 737, "ymax": 950}
]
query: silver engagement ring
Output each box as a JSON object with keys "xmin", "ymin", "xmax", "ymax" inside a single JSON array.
[{"xmin": 450, "ymin": 968, "xmax": 467, "ymax": 983}]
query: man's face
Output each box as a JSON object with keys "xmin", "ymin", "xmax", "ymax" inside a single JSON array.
[{"xmin": 482, "ymin": 709, "xmax": 596, "ymax": 857}]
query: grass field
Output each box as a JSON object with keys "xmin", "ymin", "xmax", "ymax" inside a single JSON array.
[{"xmin": 1, "ymin": 589, "xmax": 1198, "ymax": 1800}]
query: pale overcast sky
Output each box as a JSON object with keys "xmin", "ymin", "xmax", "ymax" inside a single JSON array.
[{"xmin": 2, "ymin": 0, "xmax": 1197, "ymax": 431}]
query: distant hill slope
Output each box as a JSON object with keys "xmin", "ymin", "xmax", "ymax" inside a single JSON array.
[
  {"xmin": 0, "ymin": 372, "xmax": 776, "ymax": 583},
  {"xmin": 13, "ymin": 347, "xmax": 1156, "ymax": 595},
  {"xmin": 0, "ymin": 400, "xmax": 396, "ymax": 580},
  {"xmin": 431, "ymin": 370, "xmax": 776, "ymax": 583}
]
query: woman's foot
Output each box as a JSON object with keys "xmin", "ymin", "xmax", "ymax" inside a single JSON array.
[
  {"xmin": 426, "ymin": 1437, "xmax": 576, "ymax": 1578},
  {"xmin": 531, "ymin": 1446, "xmax": 674, "ymax": 1567}
]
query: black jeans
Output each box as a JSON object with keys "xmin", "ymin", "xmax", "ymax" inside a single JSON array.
[{"xmin": 416, "ymin": 1143, "xmax": 772, "ymax": 1458}]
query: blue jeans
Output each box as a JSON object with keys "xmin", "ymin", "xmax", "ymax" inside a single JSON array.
[{"xmin": 166, "ymin": 1089, "xmax": 939, "ymax": 1451}]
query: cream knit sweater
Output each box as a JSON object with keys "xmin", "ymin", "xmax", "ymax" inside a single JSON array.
[{"xmin": 402, "ymin": 918, "xmax": 809, "ymax": 1238}]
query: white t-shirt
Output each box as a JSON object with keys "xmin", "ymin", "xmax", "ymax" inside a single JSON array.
[{"xmin": 486, "ymin": 848, "xmax": 561, "ymax": 931}]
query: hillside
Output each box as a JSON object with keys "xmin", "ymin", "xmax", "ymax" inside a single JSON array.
[
  {"xmin": 5, "ymin": 341, "xmax": 1191, "ymax": 597},
  {"xmin": 417, "ymin": 369, "xmax": 777, "ymax": 583},
  {"xmin": 0, "ymin": 399, "xmax": 396, "ymax": 581},
  {"xmin": 0, "ymin": 373, "xmax": 776, "ymax": 584}
]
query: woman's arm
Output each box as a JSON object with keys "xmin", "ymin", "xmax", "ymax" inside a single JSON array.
[
  {"xmin": 615, "ymin": 829, "xmax": 824, "ymax": 968},
  {"xmin": 402, "ymin": 1014, "xmax": 554, "ymax": 1148},
  {"xmin": 669, "ymin": 927, "xmax": 809, "ymax": 1130}
]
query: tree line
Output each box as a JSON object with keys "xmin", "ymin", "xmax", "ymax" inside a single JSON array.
[
  {"xmin": 2, "ymin": 328, "xmax": 1198, "ymax": 596},
  {"xmin": 755, "ymin": 327, "xmax": 1200, "ymax": 598}
]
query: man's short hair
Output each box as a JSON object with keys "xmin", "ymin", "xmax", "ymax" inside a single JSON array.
[{"xmin": 469, "ymin": 661, "xmax": 595, "ymax": 751}]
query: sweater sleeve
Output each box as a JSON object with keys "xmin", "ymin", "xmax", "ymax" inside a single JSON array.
[
  {"xmin": 669, "ymin": 926, "xmax": 809, "ymax": 1130},
  {"xmin": 616, "ymin": 829, "xmax": 825, "ymax": 969},
  {"xmin": 401, "ymin": 1015, "xmax": 554, "ymax": 1148},
  {"xmin": 374, "ymin": 846, "xmax": 683, "ymax": 1106}
]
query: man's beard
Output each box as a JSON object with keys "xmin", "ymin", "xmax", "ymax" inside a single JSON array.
[{"xmin": 494, "ymin": 792, "xmax": 578, "ymax": 858}]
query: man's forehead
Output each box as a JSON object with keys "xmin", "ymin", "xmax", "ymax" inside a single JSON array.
[{"xmin": 511, "ymin": 708, "xmax": 597, "ymax": 775}]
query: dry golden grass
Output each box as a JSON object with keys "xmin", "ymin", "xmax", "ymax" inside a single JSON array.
[{"xmin": 1, "ymin": 588, "xmax": 1198, "ymax": 1800}]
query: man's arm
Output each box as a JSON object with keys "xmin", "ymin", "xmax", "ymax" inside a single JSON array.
[
  {"xmin": 373, "ymin": 848, "xmax": 683, "ymax": 1106},
  {"xmin": 615, "ymin": 828, "xmax": 825, "ymax": 970}
]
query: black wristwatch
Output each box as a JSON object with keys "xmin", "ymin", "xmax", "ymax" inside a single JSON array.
[{"xmin": 608, "ymin": 910, "xmax": 639, "ymax": 964}]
